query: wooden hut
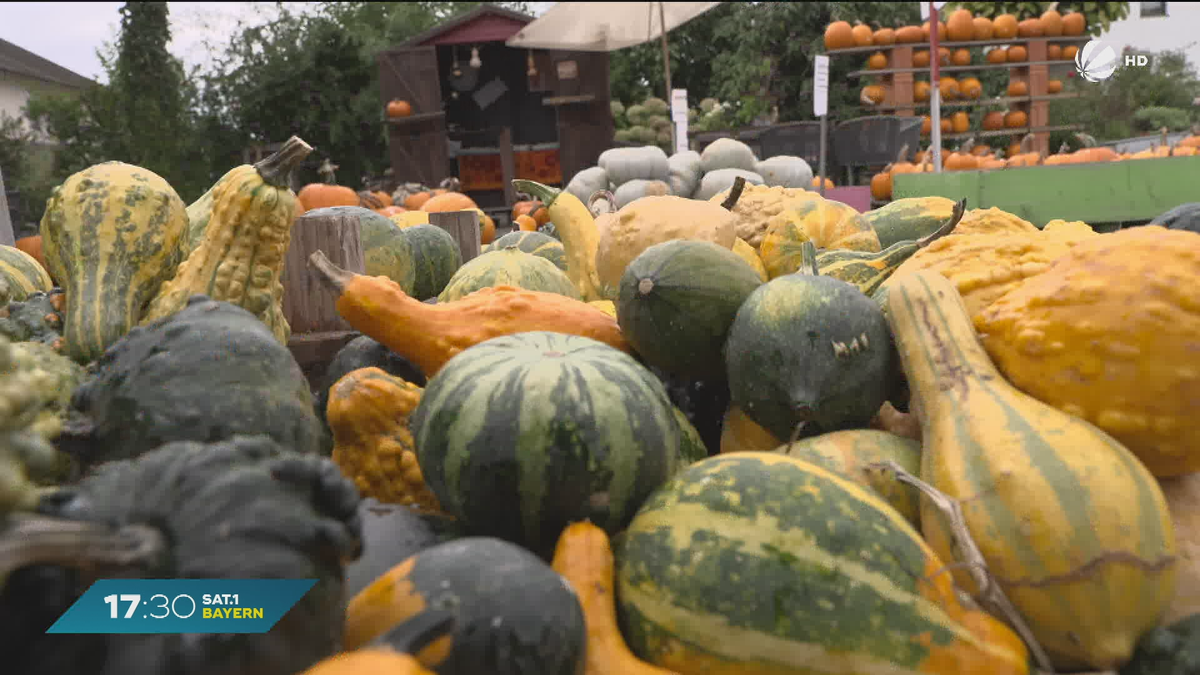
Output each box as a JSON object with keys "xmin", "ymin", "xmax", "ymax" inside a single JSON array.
[{"xmin": 378, "ymin": 4, "xmax": 613, "ymax": 222}]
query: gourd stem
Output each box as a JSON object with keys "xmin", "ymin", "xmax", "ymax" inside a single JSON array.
[
  {"xmin": 917, "ymin": 198, "xmax": 967, "ymax": 248},
  {"xmin": 255, "ymin": 136, "xmax": 314, "ymax": 189},
  {"xmin": 588, "ymin": 190, "xmax": 615, "ymax": 216},
  {"xmin": 798, "ymin": 241, "xmax": 819, "ymax": 276},
  {"xmin": 512, "ymin": 180, "xmax": 560, "ymax": 208},
  {"xmin": 308, "ymin": 250, "xmax": 354, "ymax": 293},
  {"xmin": 0, "ymin": 514, "xmax": 167, "ymax": 580},
  {"xmin": 720, "ymin": 176, "xmax": 747, "ymax": 211}
]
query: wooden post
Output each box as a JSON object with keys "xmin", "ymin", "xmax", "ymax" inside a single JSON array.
[
  {"xmin": 0, "ymin": 164, "xmax": 14, "ymax": 246},
  {"xmin": 499, "ymin": 126, "xmax": 517, "ymax": 210},
  {"xmin": 890, "ymin": 46, "xmax": 915, "ymax": 118},
  {"xmin": 429, "ymin": 210, "xmax": 481, "ymax": 263},
  {"xmin": 1025, "ymin": 38, "xmax": 1051, "ymax": 157},
  {"xmin": 281, "ymin": 209, "xmax": 365, "ymax": 379}
]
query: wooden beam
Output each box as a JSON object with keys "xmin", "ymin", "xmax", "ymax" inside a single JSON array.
[
  {"xmin": 429, "ymin": 210, "xmax": 481, "ymax": 263},
  {"xmin": 498, "ymin": 126, "xmax": 517, "ymax": 209},
  {"xmin": 0, "ymin": 165, "xmax": 14, "ymax": 246}
]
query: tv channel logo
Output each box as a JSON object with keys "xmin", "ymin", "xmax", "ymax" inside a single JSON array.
[{"xmin": 1075, "ymin": 40, "xmax": 1149, "ymax": 82}]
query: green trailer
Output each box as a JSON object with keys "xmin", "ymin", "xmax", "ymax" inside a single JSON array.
[{"xmin": 892, "ymin": 155, "xmax": 1200, "ymax": 230}]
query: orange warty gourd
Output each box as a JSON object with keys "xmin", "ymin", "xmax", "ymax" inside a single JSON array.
[
  {"xmin": 959, "ymin": 77, "xmax": 982, "ymax": 98},
  {"xmin": 551, "ymin": 522, "xmax": 681, "ymax": 675},
  {"xmin": 992, "ymin": 13, "xmax": 1019, "ymax": 38},
  {"xmin": 972, "ymin": 16, "xmax": 994, "ymax": 40},
  {"xmin": 1040, "ymin": 9, "xmax": 1064, "ymax": 36},
  {"xmin": 1062, "ymin": 45, "xmax": 1079, "ymax": 60},
  {"xmin": 851, "ymin": 23, "xmax": 873, "ymax": 46},
  {"xmin": 1047, "ymin": 44, "xmax": 1062, "ymax": 60},
  {"xmin": 299, "ymin": 183, "xmax": 359, "ymax": 211},
  {"xmin": 946, "ymin": 8, "xmax": 974, "ymax": 41},
  {"xmin": 986, "ymin": 47, "xmax": 1007, "ymax": 64},
  {"xmin": 1017, "ymin": 18, "xmax": 1044, "ymax": 37},
  {"xmin": 867, "ymin": 52, "xmax": 888, "ymax": 69},
  {"xmin": 824, "ymin": 21, "xmax": 854, "ymax": 49},
  {"xmin": 950, "ymin": 111, "xmax": 970, "ymax": 134},
  {"xmin": 386, "ymin": 99, "xmax": 413, "ymax": 118},
  {"xmin": 895, "ymin": 25, "xmax": 923, "ymax": 43},
  {"xmin": 307, "ymin": 250, "xmax": 631, "ymax": 377},
  {"xmin": 1047, "ymin": 79, "xmax": 1063, "ymax": 93},
  {"xmin": 1007, "ymin": 80, "xmax": 1029, "ymax": 97},
  {"xmin": 951, "ymin": 48, "xmax": 971, "ymax": 66},
  {"xmin": 1004, "ymin": 110, "xmax": 1028, "ymax": 129},
  {"xmin": 914, "ymin": 80, "xmax": 932, "ymax": 102},
  {"xmin": 872, "ymin": 27, "xmax": 895, "ymax": 45},
  {"xmin": 1062, "ymin": 11, "xmax": 1086, "ymax": 36},
  {"xmin": 983, "ymin": 111, "xmax": 1006, "ymax": 131},
  {"xmin": 421, "ymin": 192, "xmax": 478, "ymax": 213},
  {"xmin": 1007, "ymin": 45, "xmax": 1027, "ymax": 62}
]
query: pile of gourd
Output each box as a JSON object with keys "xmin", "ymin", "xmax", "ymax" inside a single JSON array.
[
  {"xmin": 612, "ymin": 95, "xmax": 734, "ymax": 152},
  {"xmin": 569, "ymin": 136, "xmax": 827, "ymax": 212},
  {"xmin": 4, "ymin": 121, "xmax": 1200, "ymax": 675}
]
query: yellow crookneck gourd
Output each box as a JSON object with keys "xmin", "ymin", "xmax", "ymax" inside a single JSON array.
[
  {"xmin": 327, "ymin": 367, "xmax": 442, "ymax": 514},
  {"xmin": 512, "ymin": 180, "xmax": 606, "ymax": 301},
  {"xmin": 142, "ymin": 136, "xmax": 313, "ymax": 344},
  {"xmin": 976, "ymin": 225, "xmax": 1200, "ymax": 477},
  {"xmin": 886, "ymin": 270, "xmax": 1177, "ymax": 672}
]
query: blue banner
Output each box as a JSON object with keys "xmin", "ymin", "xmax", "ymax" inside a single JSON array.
[{"xmin": 46, "ymin": 579, "xmax": 317, "ymax": 634}]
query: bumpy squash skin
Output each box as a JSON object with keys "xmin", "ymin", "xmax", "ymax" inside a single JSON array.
[
  {"xmin": 759, "ymin": 198, "xmax": 882, "ymax": 279},
  {"xmin": 887, "ymin": 271, "xmax": 1177, "ymax": 671},
  {"xmin": 707, "ymin": 183, "xmax": 819, "ymax": 249},
  {"xmin": 308, "ymin": 252, "xmax": 631, "ymax": 377},
  {"xmin": 616, "ymin": 453, "xmax": 1030, "ymax": 675},
  {"xmin": 551, "ymin": 522, "xmax": 680, "ymax": 675},
  {"xmin": 142, "ymin": 137, "xmax": 311, "ymax": 344},
  {"xmin": 775, "ymin": 429, "xmax": 922, "ymax": 527},
  {"xmin": 438, "ymin": 247, "xmax": 579, "ymax": 302},
  {"xmin": 327, "ymin": 367, "xmax": 443, "ymax": 514},
  {"xmin": 0, "ymin": 290, "xmax": 65, "ymax": 352},
  {"xmin": 182, "ymin": 166, "xmax": 239, "ymax": 255},
  {"xmin": 40, "ymin": 161, "xmax": 189, "ymax": 363},
  {"xmin": 0, "ymin": 245, "xmax": 53, "ymax": 305},
  {"xmin": 976, "ymin": 226, "xmax": 1200, "ymax": 477}
]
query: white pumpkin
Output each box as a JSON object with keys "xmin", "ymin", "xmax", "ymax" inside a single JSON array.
[
  {"xmin": 613, "ymin": 179, "xmax": 672, "ymax": 209},
  {"xmin": 692, "ymin": 168, "xmax": 764, "ymax": 202},
  {"xmin": 598, "ymin": 146, "xmax": 670, "ymax": 186},
  {"xmin": 666, "ymin": 151, "xmax": 702, "ymax": 199},
  {"xmin": 754, "ymin": 155, "xmax": 814, "ymax": 189},
  {"xmin": 700, "ymin": 137, "xmax": 757, "ymax": 174},
  {"xmin": 565, "ymin": 166, "xmax": 609, "ymax": 204}
]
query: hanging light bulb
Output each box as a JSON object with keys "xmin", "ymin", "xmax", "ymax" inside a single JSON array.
[
  {"xmin": 526, "ymin": 49, "xmax": 538, "ymax": 77},
  {"xmin": 469, "ymin": 46, "xmax": 482, "ymax": 69},
  {"xmin": 451, "ymin": 46, "xmax": 462, "ymax": 78}
]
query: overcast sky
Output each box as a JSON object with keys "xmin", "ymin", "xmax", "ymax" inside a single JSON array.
[{"xmin": 1, "ymin": 2, "xmax": 555, "ymax": 84}]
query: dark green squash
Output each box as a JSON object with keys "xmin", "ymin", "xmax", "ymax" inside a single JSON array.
[
  {"xmin": 724, "ymin": 274, "xmax": 896, "ymax": 441},
  {"xmin": 61, "ymin": 295, "xmax": 324, "ymax": 469},
  {"xmin": 487, "ymin": 230, "xmax": 568, "ymax": 271},
  {"xmin": 4, "ymin": 435, "xmax": 362, "ymax": 675},
  {"xmin": 411, "ymin": 331, "xmax": 679, "ymax": 557},
  {"xmin": 0, "ymin": 289, "xmax": 64, "ymax": 350},
  {"xmin": 1149, "ymin": 203, "xmax": 1200, "ymax": 234},
  {"xmin": 616, "ymin": 240, "xmax": 762, "ymax": 381},
  {"xmin": 863, "ymin": 196, "xmax": 961, "ymax": 248},
  {"xmin": 346, "ymin": 537, "xmax": 585, "ymax": 675},
  {"xmin": 402, "ymin": 223, "xmax": 463, "ymax": 300},
  {"xmin": 343, "ymin": 499, "xmax": 461, "ymax": 600},
  {"xmin": 1119, "ymin": 613, "xmax": 1200, "ymax": 675}
]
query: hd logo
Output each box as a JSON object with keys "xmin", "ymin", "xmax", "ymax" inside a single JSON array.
[{"xmin": 1076, "ymin": 40, "xmax": 1150, "ymax": 82}]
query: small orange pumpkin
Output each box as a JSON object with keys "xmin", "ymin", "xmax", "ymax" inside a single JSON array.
[
  {"xmin": 867, "ymin": 52, "xmax": 888, "ymax": 70},
  {"xmin": 921, "ymin": 20, "xmax": 948, "ymax": 42},
  {"xmin": 1062, "ymin": 12, "xmax": 1086, "ymax": 36},
  {"xmin": 939, "ymin": 77, "xmax": 960, "ymax": 101},
  {"xmin": 1040, "ymin": 9, "xmax": 1064, "ymax": 36},
  {"xmin": 986, "ymin": 48, "xmax": 1007, "ymax": 64},
  {"xmin": 870, "ymin": 170, "xmax": 893, "ymax": 201},
  {"xmin": 1017, "ymin": 18, "xmax": 1044, "ymax": 38},
  {"xmin": 420, "ymin": 192, "xmax": 478, "ymax": 213},
  {"xmin": 387, "ymin": 99, "xmax": 413, "ymax": 118},
  {"xmin": 851, "ymin": 23, "xmax": 873, "ymax": 47},
  {"xmin": 811, "ymin": 176, "xmax": 835, "ymax": 190},
  {"xmin": 946, "ymin": 9, "xmax": 975, "ymax": 42},
  {"xmin": 972, "ymin": 16, "xmax": 994, "ymax": 40},
  {"xmin": 993, "ymin": 14, "xmax": 1019, "ymax": 39},
  {"xmin": 982, "ymin": 111, "xmax": 1006, "ymax": 131},
  {"xmin": 959, "ymin": 77, "xmax": 982, "ymax": 99},
  {"xmin": 514, "ymin": 214, "xmax": 539, "ymax": 232},
  {"xmin": 940, "ymin": 118, "xmax": 953, "ymax": 135},
  {"xmin": 1007, "ymin": 80, "xmax": 1029, "ymax": 97},
  {"xmin": 895, "ymin": 25, "xmax": 924, "ymax": 43},
  {"xmin": 404, "ymin": 192, "xmax": 432, "ymax": 210},
  {"xmin": 873, "ymin": 28, "xmax": 896, "ymax": 45},
  {"xmin": 1004, "ymin": 110, "xmax": 1028, "ymax": 129},
  {"xmin": 921, "ymin": 116, "xmax": 932, "ymax": 136},
  {"xmin": 1047, "ymin": 44, "xmax": 1063, "ymax": 60},
  {"xmin": 1062, "ymin": 45, "xmax": 1079, "ymax": 60},
  {"xmin": 950, "ymin": 111, "xmax": 970, "ymax": 134},
  {"xmin": 945, "ymin": 152, "xmax": 979, "ymax": 171},
  {"xmin": 1006, "ymin": 45, "xmax": 1027, "ymax": 62},
  {"xmin": 951, "ymin": 48, "xmax": 971, "ymax": 66},
  {"xmin": 1047, "ymin": 79, "xmax": 1063, "ymax": 94},
  {"xmin": 861, "ymin": 84, "xmax": 886, "ymax": 105},
  {"xmin": 298, "ymin": 183, "xmax": 360, "ymax": 211},
  {"xmin": 913, "ymin": 50, "xmax": 931, "ymax": 68},
  {"xmin": 914, "ymin": 80, "xmax": 932, "ymax": 103},
  {"xmin": 824, "ymin": 21, "xmax": 855, "ymax": 50}
]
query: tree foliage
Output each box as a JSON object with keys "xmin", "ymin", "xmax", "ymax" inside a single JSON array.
[{"xmin": 944, "ymin": 2, "xmax": 1130, "ymax": 36}]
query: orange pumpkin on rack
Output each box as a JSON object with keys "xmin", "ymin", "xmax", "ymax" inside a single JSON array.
[
  {"xmin": 951, "ymin": 48, "xmax": 971, "ymax": 66},
  {"xmin": 386, "ymin": 99, "xmax": 413, "ymax": 118},
  {"xmin": 867, "ymin": 52, "xmax": 888, "ymax": 69},
  {"xmin": 993, "ymin": 13, "xmax": 1019, "ymax": 39},
  {"xmin": 1007, "ymin": 80, "xmax": 1029, "ymax": 97},
  {"xmin": 922, "ymin": 20, "xmax": 948, "ymax": 41},
  {"xmin": 1017, "ymin": 18, "xmax": 1044, "ymax": 38},
  {"xmin": 861, "ymin": 84, "xmax": 886, "ymax": 105},
  {"xmin": 1062, "ymin": 12, "xmax": 1086, "ymax": 36},
  {"xmin": 946, "ymin": 9, "xmax": 974, "ymax": 41},
  {"xmin": 913, "ymin": 50, "xmax": 931, "ymax": 68},
  {"xmin": 945, "ymin": 152, "xmax": 979, "ymax": 171},
  {"xmin": 913, "ymin": 80, "xmax": 932, "ymax": 102},
  {"xmin": 851, "ymin": 23, "xmax": 873, "ymax": 46},
  {"xmin": 1004, "ymin": 110, "xmax": 1028, "ymax": 129},
  {"xmin": 939, "ymin": 77, "xmax": 960, "ymax": 101},
  {"xmin": 1047, "ymin": 44, "xmax": 1062, "ymax": 60},
  {"xmin": 1040, "ymin": 9, "xmax": 1064, "ymax": 36},
  {"xmin": 1047, "ymin": 79, "xmax": 1064, "ymax": 94},
  {"xmin": 921, "ymin": 116, "xmax": 933, "ymax": 136},
  {"xmin": 1007, "ymin": 45, "xmax": 1028, "ymax": 62},
  {"xmin": 873, "ymin": 28, "xmax": 896, "ymax": 45},
  {"xmin": 986, "ymin": 47, "xmax": 1008, "ymax": 64},
  {"xmin": 972, "ymin": 16, "xmax": 994, "ymax": 40},
  {"xmin": 983, "ymin": 111, "xmax": 1006, "ymax": 131},
  {"xmin": 950, "ymin": 111, "xmax": 971, "ymax": 134},
  {"xmin": 938, "ymin": 46, "xmax": 951, "ymax": 65},
  {"xmin": 895, "ymin": 25, "xmax": 923, "ymax": 43},
  {"xmin": 959, "ymin": 77, "xmax": 982, "ymax": 99},
  {"xmin": 824, "ymin": 21, "xmax": 855, "ymax": 50},
  {"xmin": 1062, "ymin": 45, "xmax": 1079, "ymax": 60},
  {"xmin": 940, "ymin": 118, "xmax": 953, "ymax": 134}
]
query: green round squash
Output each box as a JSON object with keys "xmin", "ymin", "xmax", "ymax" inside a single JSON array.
[
  {"xmin": 411, "ymin": 331, "xmax": 680, "ymax": 557},
  {"xmin": 401, "ymin": 223, "xmax": 463, "ymax": 300},
  {"xmin": 616, "ymin": 240, "xmax": 762, "ymax": 381},
  {"xmin": 864, "ymin": 196, "xmax": 960, "ymax": 249},
  {"xmin": 775, "ymin": 429, "xmax": 922, "ymax": 526},
  {"xmin": 0, "ymin": 245, "xmax": 53, "ymax": 305},
  {"xmin": 725, "ymin": 274, "xmax": 895, "ymax": 441},
  {"xmin": 489, "ymin": 230, "xmax": 568, "ymax": 271},
  {"xmin": 616, "ymin": 452, "xmax": 1020, "ymax": 673},
  {"xmin": 308, "ymin": 206, "xmax": 417, "ymax": 294},
  {"xmin": 437, "ymin": 247, "xmax": 580, "ymax": 303},
  {"xmin": 673, "ymin": 406, "xmax": 708, "ymax": 465}
]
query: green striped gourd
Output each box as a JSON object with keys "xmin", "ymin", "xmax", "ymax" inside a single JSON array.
[
  {"xmin": 817, "ymin": 198, "xmax": 965, "ymax": 295},
  {"xmin": 865, "ymin": 196, "xmax": 961, "ymax": 249},
  {"xmin": 401, "ymin": 223, "xmax": 462, "ymax": 300},
  {"xmin": 616, "ymin": 452, "xmax": 1031, "ymax": 674},
  {"xmin": 411, "ymin": 331, "xmax": 679, "ymax": 557},
  {"xmin": 0, "ymin": 245, "xmax": 52, "ymax": 305},
  {"xmin": 41, "ymin": 161, "xmax": 189, "ymax": 363},
  {"xmin": 775, "ymin": 428, "xmax": 922, "ymax": 527},
  {"xmin": 616, "ymin": 239, "xmax": 763, "ymax": 381},
  {"xmin": 673, "ymin": 406, "xmax": 708, "ymax": 465},
  {"xmin": 886, "ymin": 270, "xmax": 1177, "ymax": 671},
  {"xmin": 487, "ymin": 230, "xmax": 568, "ymax": 271},
  {"xmin": 437, "ymin": 247, "xmax": 579, "ymax": 303}
]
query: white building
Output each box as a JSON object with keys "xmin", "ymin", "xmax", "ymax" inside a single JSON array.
[{"xmin": 1101, "ymin": 1, "xmax": 1200, "ymax": 70}]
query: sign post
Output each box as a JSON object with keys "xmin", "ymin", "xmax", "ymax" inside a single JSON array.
[
  {"xmin": 671, "ymin": 89, "xmax": 689, "ymax": 154},
  {"xmin": 814, "ymin": 55, "xmax": 830, "ymax": 196},
  {"xmin": 924, "ymin": 1, "xmax": 947, "ymax": 172}
]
